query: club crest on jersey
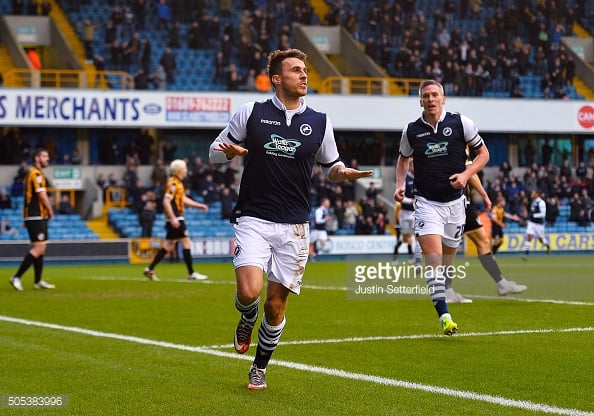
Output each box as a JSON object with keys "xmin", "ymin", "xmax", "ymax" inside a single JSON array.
[
  {"xmin": 264, "ymin": 134, "xmax": 302, "ymax": 158},
  {"xmin": 425, "ymin": 141, "xmax": 449, "ymax": 157},
  {"xmin": 442, "ymin": 127, "xmax": 453, "ymax": 136},
  {"xmin": 300, "ymin": 124, "xmax": 312, "ymax": 136}
]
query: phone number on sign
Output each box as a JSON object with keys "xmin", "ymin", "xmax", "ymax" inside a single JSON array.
[{"xmin": 2, "ymin": 395, "xmax": 68, "ymax": 408}]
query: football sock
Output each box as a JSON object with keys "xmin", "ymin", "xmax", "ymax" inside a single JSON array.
[
  {"xmin": 148, "ymin": 248, "xmax": 167, "ymax": 270},
  {"xmin": 522, "ymin": 240, "xmax": 530, "ymax": 256},
  {"xmin": 33, "ymin": 255, "xmax": 44, "ymax": 284},
  {"xmin": 393, "ymin": 240, "xmax": 402, "ymax": 258},
  {"xmin": 492, "ymin": 242, "xmax": 502, "ymax": 254},
  {"xmin": 407, "ymin": 243, "xmax": 413, "ymax": 256},
  {"xmin": 426, "ymin": 267, "xmax": 448, "ymax": 317},
  {"xmin": 235, "ymin": 294, "xmax": 259, "ymax": 323},
  {"xmin": 254, "ymin": 316, "xmax": 285, "ymax": 369},
  {"xmin": 414, "ymin": 239, "xmax": 422, "ymax": 264},
  {"xmin": 478, "ymin": 253, "xmax": 503, "ymax": 283},
  {"xmin": 182, "ymin": 248, "xmax": 193, "ymax": 274},
  {"xmin": 14, "ymin": 252, "xmax": 35, "ymax": 278}
]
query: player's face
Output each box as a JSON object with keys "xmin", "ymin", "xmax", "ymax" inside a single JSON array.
[
  {"xmin": 420, "ymin": 84, "xmax": 446, "ymax": 117},
  {"xmin": 276, "ymin": 57, "xmax": 308, "ymax": 98},
  {"xmin": 36, "ymin": 151, "xmax": 50, "ymax": 168},
  {"xmin": 176, "ymin": 166, "xmax": 188, "ymax": 180}
]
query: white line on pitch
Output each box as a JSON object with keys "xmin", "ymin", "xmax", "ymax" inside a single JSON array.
[
  {"xmin": 468, "ymin": 295, "xmax": 594, "ymax": 306},
  {"xmin": 84, "ymin": 276, "xmax": 594, "ymax": 305},
  {"xmin": 1, "ymin": 315, "xmax": 592, "ymax": 416},
  {"xmin": 205, "ymin": 326, "xmax": 594, "ymax": 349}
]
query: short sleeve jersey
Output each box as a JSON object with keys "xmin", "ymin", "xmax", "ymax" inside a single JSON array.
[
  {"xmin": 164, "ymin": 176, "xmax": 185, "ymax": 221},
  {"xmin": 400, "ymin": 111, "xmax": 484, "ymax": 202},
  {"xmin": 23, "ymin": 166, "xmax": 49, "ymax": 220},
  {"xmin": 214, "ymin": 96, "xmax": 342, "ymax": 224}
]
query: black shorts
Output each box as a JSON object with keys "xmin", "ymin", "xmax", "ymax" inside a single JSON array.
[
  {"xmin": 25, "ymin": 219, "xmax": 49, "ymax": 242},
  {"xmin": 464, "ymin": 206, "xmax": 483, "ymax": 233},
  {"xmin": 165, "ymin": 220, "xmax": 189, "ymax": 240},
  {"xmin": 491, "ymin": 223, "xmax": 504, "ymax": 239}
]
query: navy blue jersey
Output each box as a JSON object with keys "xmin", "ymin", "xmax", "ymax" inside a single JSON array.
[
  {"xmin": 210, "ymin": 97, "xmax": 343, "ymax": 224},
  {"xmin": 401, "ymin": 172, "xmax": 415, "ymax": 211},
  {"xmin": 529, "ymin": 197, "xmax": 546, "ymax": 224},
  {"xmin": 400, "ymin": 111, "xmax": 484, "ymax": 202}
]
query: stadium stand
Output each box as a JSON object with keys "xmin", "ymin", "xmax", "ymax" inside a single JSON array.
[{"xmin": 0, "ymin": 195, "xmax": 99, "ymax": 240}]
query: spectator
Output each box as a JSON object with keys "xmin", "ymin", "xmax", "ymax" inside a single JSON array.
[
  {"xmin": 159, "ymin": 47, "xmax": 177, "ymax": 84},
  {"xmin": 79, "ymin": 18, "xmax": 101, "ymax": 63},
  {"xmin": 576, "ymin": 161, "xmax": 588, "ymax": 182},
  {"xmin": 40, "ymin": 0, "xmax": 51, "ymax": 15},
  {"xmin": 220, "ymin": 186, "xmax": 237, "ymax": 220},
  {"xmin": 545, "ymin": 196, "xmax": 559, "ymax": 227},
  {"xmin": 155, "ymin": 0, "xmax": 171, "ymax": 31},
  {"xmin": 162, "ymin": 140, "xmax": 177, "ymax": 163},
  {"xmin": 343, "ymin": 200, "xmax": 359, "ymax": 231},
  {"xmin": 26, "ymin": 48, "xmax": 42, "ymax": 69},
  {"xmin": 140, "ymin": 37, "xmax": 152, "ymax": 74},
  {"xmin": 58, "ymin": 194, "xmax": 76, "ymax": 215},
  {"xmin": 374, "ymin": 211, "xmax": 388, "ymax": 235},
  {"xmin": 0, "ymin": 218, "xmax": 19, "ymax": 236},
  {"xmin": 254, "ymin": 68, "xmax": 271, "ymax": 92},
  {"xmin": 168, "ymin": 21, "xmax": 181, "ymax": 48},
  {"xmin": 0, "ymin": 187, "xmax": 13, "ymax": 209},
  {"xmin": 10, "ymin": 177, "xmax": 24, "ymax": 197},
  {"xmin": 138, "ymin": 191, "xmax": 157, "ymax": 237},
  {"xmin": 150, "ymin": 158, "xmax": 168, "ymax": 189},
  {"xmin": 187, "ymin": 21, "xmax": 202, "ymax": 49},
  {"xmin": 365, "ymin": 182, "xmax": 380, "ymax": 203},
  {"xmin": 199, "ymin": 174, "xmax": 218, "ymax": 205},
  {"xmin": 134, "ymin": 67, "xmax": 149, "ymax": 90},
  {"xmin": 149, "ymin": 65, "xmax": 167, "ymax": 90},
  {"xmin": 71, "ymin": 148, "xmax": 82, "ymax": 165}
]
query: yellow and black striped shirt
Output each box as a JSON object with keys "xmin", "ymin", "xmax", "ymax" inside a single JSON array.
[
  {"xmin": 164, "ymin": 176, "xmax": 185, "ymax": 220},
  {"xmin": 23, "ymin": 166, "xmax": 50, "ymax": 220},
  {"xmin": 492, "ymin": 205, "xmax": 505, "ymax": 224}
]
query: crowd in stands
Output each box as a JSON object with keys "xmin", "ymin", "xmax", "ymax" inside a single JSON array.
[
  {"xmin": 9, "ymin": 0, "xmax": 576, "ymax": 98},
  {"xmin": 358, "ymin": 0, "xmax": 580, "ymax": 98},
  {"xmin": 482, "ymin": 157, "xmax": 594, "ymax": 229},
  {"xmin": 3, "ymin": 0, "xmax": 588, "ymax": 98}
]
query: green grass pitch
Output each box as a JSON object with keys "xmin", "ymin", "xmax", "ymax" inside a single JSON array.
[{"xmin": 0, "ymin": 254, "xmax": 593, "ymax": 415}]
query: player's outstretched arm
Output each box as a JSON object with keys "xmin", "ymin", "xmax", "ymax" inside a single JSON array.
[
  {"xmin": 211, "ymin": 142, "xmax": 248, "ymax": 161},
  {"xmin": 328, "ymin": 165, "xmax": 373, "ymax": 183}
]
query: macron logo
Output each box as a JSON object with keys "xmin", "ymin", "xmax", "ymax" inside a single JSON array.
[{"xmin": 261, "ymin": 118, "xmax": 281, "ymax": 125}]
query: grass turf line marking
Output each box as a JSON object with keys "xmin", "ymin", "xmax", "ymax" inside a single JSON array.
[
  {"xmin": 1, "ymin": 315, "xmax": 593, "ymax": 416},
  {"xmin": 468, "ymin": 295, "xmax": 594, "ymax": 306},
  {"xmin": 86, "ymin": 276, "xmax": 594, "ymax": 305},
  {"xmin": 205, "ymin": 326, "xmax": 594, "ymax": 349}
]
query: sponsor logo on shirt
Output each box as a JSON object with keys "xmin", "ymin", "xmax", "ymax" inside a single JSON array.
[
  {"xmin": 264, "ymin": 134, "xmax": 302, "ymax": 158},
  {"xmin": 425, "ymin": 141, "xmax": 448, "ymax": 157}
]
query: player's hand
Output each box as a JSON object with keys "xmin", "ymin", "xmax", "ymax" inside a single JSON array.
[
  {"xmin": 483, "ymin": 196, "xmax": 492, "ymax": 211},
  {"xmin": 449, "ymin": 172, "xmax": 469, "ymax": 189},
  {"xmin": 213, "ymin": 142, "xmax": 248, "ymax": 160},
  {"xmin": 196, "ymin": 203, "xmax": 209, "ymax": 212},
  {"xmin": 171, "ymin": 218, "xmax": 180, "ymax": 229},
  {"xmin": 394, "ymin": 187, "xmax": 405, "ymax": 202},
  {"xmin": 340, "ymin": 168, "xmax": 374, "ymax": 181}
]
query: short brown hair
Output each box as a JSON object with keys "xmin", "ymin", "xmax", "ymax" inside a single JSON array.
[
  {"xmin": 418, "ymin": 79, "xmax": 445, "ymax": 98},
  {"xmin": 267, "ymin": 49, "xmax": 307, "ymax": 86}
]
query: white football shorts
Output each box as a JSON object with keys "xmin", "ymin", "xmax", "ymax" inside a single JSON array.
[
  {"xmin": 399, "ymin": 209, "xmax": 415, "ymax": 235},
  {"xmin": 413, "ymin": 195, "xmax": 466, "ymax": 248},
  {"xmin": 232, "ymin": 216, "xmax": 309, "ymax": 294},
  {"xmin": 310, "ymin": 228, "xmax": 328, "ymax": 244},
  {"xmin": 525, "ymin": 221, "xmax": 546, "ymax": 240}
]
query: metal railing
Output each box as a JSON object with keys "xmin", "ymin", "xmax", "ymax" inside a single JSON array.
[
  {"xmin": 3, "ymin": 69, "xmax": 134, "ymax": 90},
  {"xmin": 319, "ymin": 77, "xmax": 425, "ymax": 96}
]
